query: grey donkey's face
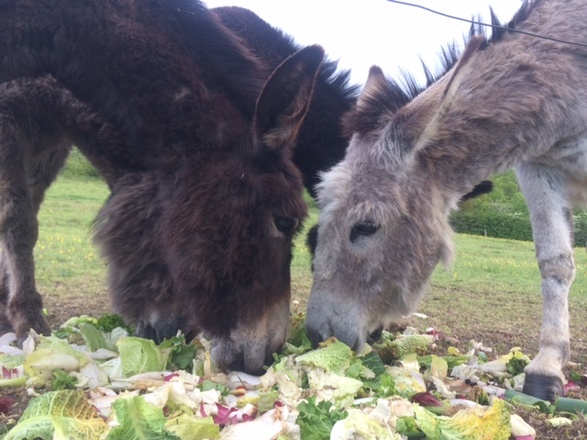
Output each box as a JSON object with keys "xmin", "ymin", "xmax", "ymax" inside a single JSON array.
[{"xmin": 305, "ymin": 133, "xmax": 454, "ymax": 352}]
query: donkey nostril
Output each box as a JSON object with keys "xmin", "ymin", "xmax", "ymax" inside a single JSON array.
[
  {"xmin": 227, "ymin": 351, "xmax": 245, "ymax": 373},
  {"xmin": 367, "ymin": 326, "xmax": 383, "ymax": 344},
  {"xmin": 306, "ymin": 324, "xmax": 328, "ymax": 347}
]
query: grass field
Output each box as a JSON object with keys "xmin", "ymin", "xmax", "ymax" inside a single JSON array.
[{"xmin": 29, "ymin": 158, "xmax": 587, "ymax": 372}]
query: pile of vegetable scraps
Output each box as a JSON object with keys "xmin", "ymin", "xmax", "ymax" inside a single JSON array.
[{"xmin": 1, "ymin": 313, "xmax": 586, "ymax": 439}]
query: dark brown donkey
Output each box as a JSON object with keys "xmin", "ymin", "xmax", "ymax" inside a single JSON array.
[{"xmin": 0, "ymin": 0, "xmax": 323, "ymax": 374}]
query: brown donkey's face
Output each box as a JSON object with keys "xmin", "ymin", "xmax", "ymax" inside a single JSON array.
[
  {"xmin": 162, "ymin": 149, "xmax": 307, "ymax": 373},
  {"xmin": 97, "ymin": 46, "xmax": 324, "ymax": 374}
]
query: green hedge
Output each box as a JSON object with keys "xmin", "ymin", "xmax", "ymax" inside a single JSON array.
[
  {"xmin": 60, "ymin": 148, "xmax": 101, "ymax": 180},
  {"xmin": 450, "ymin": 209, "xmax": 533, "ymax": 242},
  {"xmin": 448, "ymin": 171, "xmax": 587, "ymax": 247},
  {"xmin": 574, "ymin": 212, "xmax": 587, "ymax": 248},
  {"xmin": 451, "ymin": 205, "xmax": 587, "ymax": 248}
]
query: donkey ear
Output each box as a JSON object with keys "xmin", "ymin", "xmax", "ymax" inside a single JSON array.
[
  {"xmin": 253, "ymin": 44, "xmax": 324, "ymax": 151},
  {"xmin": 358, "ymin": 66, "xmax": 388, "ymax": 109},
  {"xmin": 342, "ymin": 66, "xmax": 397, "ymax": 136},
  {"xmin": 410, "ymin": 34, "xmax": 485, "ymax": 152},
  {"xmin": 381, "ymin": 34, "xmax": 485, "ymax": 163}
]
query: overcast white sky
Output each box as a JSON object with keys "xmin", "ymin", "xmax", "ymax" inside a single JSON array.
[{"xmin": 203, "ymin": 0, "xmax": 523, "ymax": 86}]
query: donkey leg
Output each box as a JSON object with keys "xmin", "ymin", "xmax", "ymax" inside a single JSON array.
[
  {"xmin": 516, "ymin": 163, "xmax": 574, "ymax": 401},
  {"xmin": 0, "ymin": 78, "xmax": 73, "ymax": 339},
  {"xmin": 0, "ymin": 162, "xmax": 49, "ymax": 339},
  {"xmin": 0, "ymin": 258, "xmax": 11, "ymax": 333}
]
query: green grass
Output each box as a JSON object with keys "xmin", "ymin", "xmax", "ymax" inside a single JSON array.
[
  {"xmin": 432, "ymin": 234, "xmax": 587, "ymax": 298},
  {"xmin": 35, "ymin": 176, "xmax": 108, "ymax": 287},
  {"xmin": 35, "ymin": 161, "xmax": 587, "ymax": 306},
  {"xmin": 291, "ymin": 192, "xmax": 318, "ymax": 299}
]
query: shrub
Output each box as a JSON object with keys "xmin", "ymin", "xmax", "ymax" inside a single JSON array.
[
  {"xmin": 452, "ymin": 170, "xmax": 587, "ymax": 247},
  {"xmin": 573, "ymin": 212, "xmax": 587, "ymax": 248},
  {"xmin": 60, "ymin": 148, "xmax": 100, "ymax": 180},
  {"xmin": 450, "ymin": 209, "xmax": 533, "ymax": 242}
]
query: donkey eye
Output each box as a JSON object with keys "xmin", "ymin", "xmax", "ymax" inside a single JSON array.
[
  {"xmin": 274, "ymin": 215, "xmax": 296, "ymax": 235},
  {"xmin": 350, "ymin": 222, "xmax": 379, "ymax": 243}
]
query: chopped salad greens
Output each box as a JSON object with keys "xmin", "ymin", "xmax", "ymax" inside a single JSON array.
[{"xmin": 0, "ymin": 313, "xmax": 584, "ymax": 439}]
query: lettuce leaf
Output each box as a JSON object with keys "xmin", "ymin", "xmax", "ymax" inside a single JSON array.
[
  {"xmin": 78, "ymin": 323, "xmax": 110, "ymax": 352},
  {"xmin": 116, "ymin": 337, "xmax": 170, "ymax": 378},
  {"xmin": 331, "ymin": 409, "xmax": 403, "ymax": 440},
  {"xmin": 306, "ymin": 369, "xmax": 363, "ymax": 408},
  {"xmin": 159, "ymin": 335, "xmax": 196, "ymax": 371},
  {"xmin": 106, "ymin": 395, "xmax": 180, "ymax": 440},
  {"xmin": 373, "ymin": 332, "xmax": 435, "ymax": 363},
  {"xmin": 4, "ymin": 390, "xmax": 108, "ymax": 440},
  {"xmin": 296, "ymin": 397, "xmax": 347, "ymax": 440},
  {"xmin": 414, "ymin": 398, "xmax": 511, "ymax": 440},
  {"xmin": 295, "ymin": 338, "xmax": 354, "ymax": 374},
  {"xmin": 165, "ymin": 415, "xmax": 219, "ymax": 440}
]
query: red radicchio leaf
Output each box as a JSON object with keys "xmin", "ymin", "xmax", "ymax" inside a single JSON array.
[
  {"xmin": 2, "ymin": 366, "xmax": 12, "ymax": 379},
  {"xmin": 426, "ymin": 327, "xmax": 442, "ymax": 340},
  {"xmin": 241, "ymin": 412, "xmax": 255, "ymax": 422},
  {"xmin": 563, "ymin": 380, "xmax": 581, "ymax": 396},
  {"xmin": 213, "ymin": 404, "xmax": 258, "ymax": 425},
  {"xmin": 0, "ymin": 397, "xmax": 14, "ymax": 414},
  {"xmin": 213, "ymin": 404, "xmax": 238, "ymax": 425},
  {"xmin": 411, "ymin": 392, "xmax": 443, "ymax": 407}
]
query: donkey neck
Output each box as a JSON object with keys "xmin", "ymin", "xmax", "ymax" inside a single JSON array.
[{"xmin": 414, "ymin": 28, "xmax": 587, "ymax": 199}]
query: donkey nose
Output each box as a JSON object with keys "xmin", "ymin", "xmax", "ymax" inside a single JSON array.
[
  {"xmin": 306, "ymin": 323, "xmax": 330, "ymax": 347},
  {"xmin": 226, "ymin": 351, "xmax": 245, "ymax": 373}
]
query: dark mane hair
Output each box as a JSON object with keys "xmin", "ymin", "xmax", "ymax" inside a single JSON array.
[
  {"xmin": 158, "ymin": 0, "xmax": 267, "ymax": 113},
  {"xmin": 212, "ymin": 5, "xmax": 359, "ymax": 100},
  {"xmin": 477, "ymin": 0, "xmax": 541, "ymax": 44}
]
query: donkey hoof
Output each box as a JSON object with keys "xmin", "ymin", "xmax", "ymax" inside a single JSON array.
[
  {"xmin": 14, "ymin": 314, "xmax": 51, "ymax": 343},
  {"xmin": 367, "ymin": 326, "xmax": 384, "ymax": 343},
  {"xmin": 522, "ymin": 373, "xmax": 563, "ymax": 402}
]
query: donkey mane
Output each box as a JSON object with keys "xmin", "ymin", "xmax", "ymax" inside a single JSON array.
[
  {"xmin": 212, "ymin": 5, "xmax": 359, "ymax": 105},
  {"xmin": 319, "ymin": 60, "xmax": 360, "ymax": 104},
  {"xmin": 400, "ymin": 0, "xmax": 542, "ymax": 98},
  {"xmin": 474, "ymin": 0, "xmax": 542, "ymax": 46},
  {"xmin": 341, "ymin": 42, "xmax": 463, "ymax": 137}
]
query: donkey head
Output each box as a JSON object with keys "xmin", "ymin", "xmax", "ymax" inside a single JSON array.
[
  {"xmin": 95, "ymin": 45, "xmax": 324, "ymax": 374},
  {"xmin": 306, "ymin": 41, "xmax": 485, "ymax": 351}
]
